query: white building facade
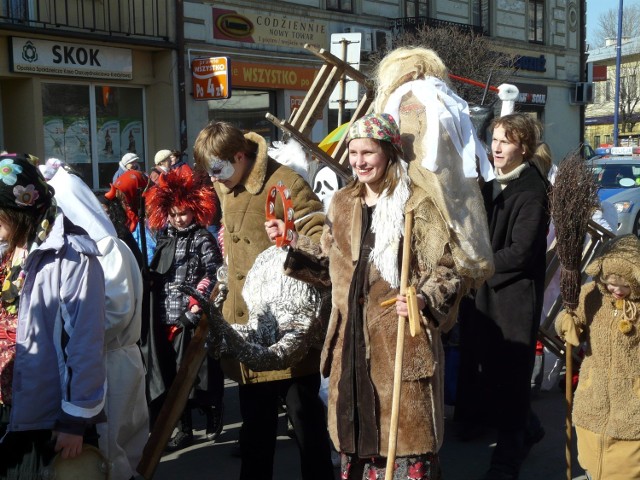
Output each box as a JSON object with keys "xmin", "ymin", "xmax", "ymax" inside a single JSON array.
[{"xmin": 181, "ymin": 0, "xmax": 584, "ymax": 162}]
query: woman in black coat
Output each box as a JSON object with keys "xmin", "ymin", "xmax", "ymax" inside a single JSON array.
[{"xmin": 456, "ymin": 113, "xmax": 550, "ymax": 480}]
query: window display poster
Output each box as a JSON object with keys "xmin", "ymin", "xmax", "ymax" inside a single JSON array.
[
  {"xmin": 121, "ymin": 120, "xmax": 143, "ymax": 161},
  {"xmin": 98, "ymin": 119, "xmax": 121, "ymax": 163},
  {"xmin": 64, "ymin": 117, "xmax": 91, "ymax": 163},
  {"xmin": 43, "ymin": 116, "xmax": 65, "ymax": 161}
]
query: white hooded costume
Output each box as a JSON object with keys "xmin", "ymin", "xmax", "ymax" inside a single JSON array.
[{"xmin": 48, "ymin": 166, "xmax": 148, "ymax": 480}]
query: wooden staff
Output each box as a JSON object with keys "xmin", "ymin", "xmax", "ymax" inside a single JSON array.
[
  {"xmin": 137, "ymin": 285, "xmax": 218, "ymax": 479},
  {"xmin": 565, "ymin": 342, "xmax": 573, "ymax": 480},
  {"xmin": 384, "ymin": 210, "xmax": 414, "ymax": 479}
]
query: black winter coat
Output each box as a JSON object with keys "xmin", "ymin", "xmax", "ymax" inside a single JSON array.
[
  {"xmin": 476, "ymin": 164, "xmax": 550, "ymax": 346},
  {"xmin": 458, "ymin": 163, "xmax": 550, "ymax": 431}
]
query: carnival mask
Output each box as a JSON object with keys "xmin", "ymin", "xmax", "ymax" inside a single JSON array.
[{"xmin": 206, "ymin": 156, "xmax": 235, "ymax": 181}]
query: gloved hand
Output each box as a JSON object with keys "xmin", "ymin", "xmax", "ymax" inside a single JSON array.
[
  {"xmin": 179, "ymin": 310, "xmax": 200, "ymax": 328},
  {"xmin": 557, "ymin": 310, "xmax": 582, "ymax": 346}
]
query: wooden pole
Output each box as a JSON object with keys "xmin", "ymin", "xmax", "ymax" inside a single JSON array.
[
  {"xmin": 137, "ymin": 310, "xmax": 211, "ymax": 479},
  {"xmin": 384, "ymin": 210, "xmax": 414, "ymax": 480},
  {"xmin": 565, "ymin": 343, "xmax": 573, "ymax": 480}
]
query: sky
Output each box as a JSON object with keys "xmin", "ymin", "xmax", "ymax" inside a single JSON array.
[{"xmin": 587, "ymin": 0, "xmax": 640, "ymax": 47}]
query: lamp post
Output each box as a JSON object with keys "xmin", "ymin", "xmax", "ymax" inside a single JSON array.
[{"xmin": 613, "ymin": 0, "xmax": 624, "ymax": 146}]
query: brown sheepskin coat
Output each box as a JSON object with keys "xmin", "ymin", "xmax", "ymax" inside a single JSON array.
[
  {"xmin": 215, "ymin": 132, "xmax": 325, "ymax": 385},
  {"xmin": 297, "ymin": 184, "xmax": 464, "ymax": 457}
]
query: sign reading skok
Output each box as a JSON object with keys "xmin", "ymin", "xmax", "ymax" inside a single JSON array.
[{"xmin": 52, "ymin": 45, "xmax": 101, "ymax": 66}]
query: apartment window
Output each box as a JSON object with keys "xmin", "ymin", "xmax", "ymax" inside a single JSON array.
[
  {"xmin": 594, "ymin": 135, "xmax": 601, "ymax": 147},
  {"xmin": 528, "ymin": 0, "xmax": 544, "ymax": 43},
  {"xmin": 405, "ymin": 0, "xmax": 429, "ymax": 18},
  {"xmin": 1, "ymin": 0, "xmax": 29, "ymax": 20},
  {"xmin": 605, "ymin": 81, "xmax": 612, "ymax": 102},
  {"xmin": 42, "ymin": 83, "xmax": 145, "ymax": 190},
  {"xmin": 327, "ymin": 0, "xmax": 352, "ymax": 12},
  {"xmin": 473, "ymin": 0, "xmax": 490, "ymax": 33}
]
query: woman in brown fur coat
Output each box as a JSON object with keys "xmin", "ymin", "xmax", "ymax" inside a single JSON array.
[
  {"xmin": 268, "ymin": 113, "xmax": 464, "ymax": 480},
  {"xmin": 556, "ymin": 234, "xmax": 640, "ymax": 480}
]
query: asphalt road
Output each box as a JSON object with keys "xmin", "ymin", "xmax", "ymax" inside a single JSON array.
[{"xmin": 153, "ymin": 378, "xmax": 588, "ymax": 480}]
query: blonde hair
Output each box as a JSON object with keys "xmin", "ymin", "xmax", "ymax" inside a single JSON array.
[
  {"xmin": 374, "ymin": 47, "xmax": 449, "ymax": 111},
  {"xmin": 193, "ymin": 121, "xmax": 255, "ymax": 171},
  {"xmin": 530, "ymin": 142, "xmax": 553, "ymax": 178}
]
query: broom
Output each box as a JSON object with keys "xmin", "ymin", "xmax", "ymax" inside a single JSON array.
[{"xmin": 549, "ymin": 150, "xmax": 598, "ymax": 480}]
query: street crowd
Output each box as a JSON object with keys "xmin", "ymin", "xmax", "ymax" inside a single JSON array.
[{"xmin": 0, "ymin": 46, "xmax": 638, "ymax": 480}]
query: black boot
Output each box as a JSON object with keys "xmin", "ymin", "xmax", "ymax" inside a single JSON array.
[
  {"xmin": 205, "ymin": 404, "xmax": 224, "ymax": 441},
  {"xmin": 166, "ymin": 409, "xmax": 194, "ymax": 452}
]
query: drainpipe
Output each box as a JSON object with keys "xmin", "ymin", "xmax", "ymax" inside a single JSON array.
[
  {"xmin": 176, "ymin": 0, "xmax": 188, "ymax": 152},
  {"xmin": 580, "ymin": 0, "xmax": 586, "ymax": 145},
  {"xmin": 613, "ymin": 0, "xmax": 624, "ymax": 146}
]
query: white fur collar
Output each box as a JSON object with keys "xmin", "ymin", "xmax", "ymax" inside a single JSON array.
[{"xmin": 369, "ymin": 161, "xmax": 411, "ymax": 288}]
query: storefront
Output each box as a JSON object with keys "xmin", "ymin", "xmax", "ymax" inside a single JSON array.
[
  {"xmin": 0, "ymin": 36, "xmax": 177, "ymax": 190},
  {"xmin": 188, "ymin": 55, "xmax": 322, "ymax": 145},
  {"xmin": 184, "ymin": 5, "xmax": 331, "ymax": 150}
]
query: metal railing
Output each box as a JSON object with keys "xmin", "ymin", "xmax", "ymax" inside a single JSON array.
[
  {"xmin": 391, "ymin": 16, "xmax": 485, "ymax": 36},
  {"xmin": 0, "ymin": 0, "xmax": 172, "ymax": 43}
]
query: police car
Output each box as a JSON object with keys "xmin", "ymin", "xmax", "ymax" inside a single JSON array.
[{"xmin": 592, "ymin": 146, "xmax": 640, "ymax": 235}]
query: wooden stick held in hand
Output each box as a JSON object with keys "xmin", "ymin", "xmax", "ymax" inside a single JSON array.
[{"xmin": 385, "ymin": 211, "xmax": 414, "ymax": 479}]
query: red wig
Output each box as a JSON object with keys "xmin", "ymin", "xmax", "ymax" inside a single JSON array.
[{"xmin": 145, "ymin": 167, "xmax": 218, "ymax": 230}]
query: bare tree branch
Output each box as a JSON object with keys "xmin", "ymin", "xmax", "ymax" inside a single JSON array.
[
  {"xmin": 369, "ymin": 25, "xmax": 517, "ymax": 106},
  {"xmin": 592, "ymin": 4, "xmax": 640, "ymax": 48}
]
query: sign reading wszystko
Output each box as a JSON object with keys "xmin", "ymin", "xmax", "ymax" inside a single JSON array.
[{"xmin": 10, "ymin": 37, "xmax": 133, "ymax": 80}]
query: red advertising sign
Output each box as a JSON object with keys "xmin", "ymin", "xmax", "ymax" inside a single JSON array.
[
  {"xmin": 592, "ymin": 65, "xmax": 607, "ymax": 82},
  {"xmin": 192, "ymin": 57, "xmax": 231, "ymax": 101}
]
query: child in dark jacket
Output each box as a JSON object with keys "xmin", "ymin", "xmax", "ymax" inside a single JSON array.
[{"xmin": 145, "ymin": 167, "xmax": 223, "ymax": 451}]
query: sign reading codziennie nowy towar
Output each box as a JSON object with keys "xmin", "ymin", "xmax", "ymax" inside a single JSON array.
[
  {"xmin": 10, "ymin": 37, "xmax": 132, "ymax": 80},
  {"xmin": 213, "ymin": 8, "xmax": 328, "ymax": 49}
]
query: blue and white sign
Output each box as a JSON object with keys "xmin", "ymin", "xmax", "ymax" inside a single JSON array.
[{"xmin": 10, "ymin": 37, "xmax": 132, "ymax": 80}]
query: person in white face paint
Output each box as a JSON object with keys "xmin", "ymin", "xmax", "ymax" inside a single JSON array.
[{"xmin": 192, "ymin": 121, "xmax": 333, "ymax": 480}]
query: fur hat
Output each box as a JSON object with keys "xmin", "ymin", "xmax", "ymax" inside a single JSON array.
[
  {"xmin": 154, "ymin": 149, "xmax": 172, "ymax": 166},
  {"xmin": 119, "ymin": 152, "xmax": 139, "ymax": 170},
  {"xmin": 145, "ymin": 167, "xmax": 217, "ymax": 230},
  {"xmin": 586, "ymin": 234, "xmax": 640, "ymax": 299}
]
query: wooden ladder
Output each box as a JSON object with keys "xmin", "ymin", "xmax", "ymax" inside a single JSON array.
[{"xmin": 266, "ymin": 43, "xmax": 374, "ymax": 181}]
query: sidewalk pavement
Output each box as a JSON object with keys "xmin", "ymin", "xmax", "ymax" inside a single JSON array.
[{"xmin": 154, "ymin": 380, "xmax": 588, "ymax": 479}]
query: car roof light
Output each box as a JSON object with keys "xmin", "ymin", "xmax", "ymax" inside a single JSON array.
[{"xmin": 609, "ymin": 146, "xmax": 640, "ymax": 155}]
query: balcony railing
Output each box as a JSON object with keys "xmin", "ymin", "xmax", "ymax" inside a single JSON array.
[
  {"xmin": 392, "ymin": 16, "xmax": 486, "ymax": 36},
  {"xmin": 0, "ymin": 0, "xmax": 172, "ymax": 44}
]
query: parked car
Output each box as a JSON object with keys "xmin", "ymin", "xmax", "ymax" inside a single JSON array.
[
  {"xmin": 583, "ymin": 143, "xmax": 598, "ymax": 160},
  {"xmin": 591, "ymin": 147, "xmax": 640, "ymax": 235}
]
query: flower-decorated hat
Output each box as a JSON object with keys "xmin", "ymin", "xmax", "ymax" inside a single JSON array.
[
  {"xmin": 0, "ymin": 153, "xmax": 54, "ymax": 212},
  {"xmin": 347, "ymin": 113, "xmax": 403, "ymax": 154}
]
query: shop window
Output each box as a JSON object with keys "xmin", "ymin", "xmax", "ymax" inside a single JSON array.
[
  {"xmin": 405, "ymin": 0, "xmax": 429, "ymax": 17},
  {"xmin": 327, "ymin": 0, "xmax": 352, "ymax": 13},
  {"xmin": 42, "ymin": 83, "xmax": 144, "ymax": 190},
  {"xmin": 528, "ymin": 0, "xmax": 544, "ymax": 44},
  {"xmin": 207, "ymin": 89, "xmax": 277, "ymax": 144}
]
